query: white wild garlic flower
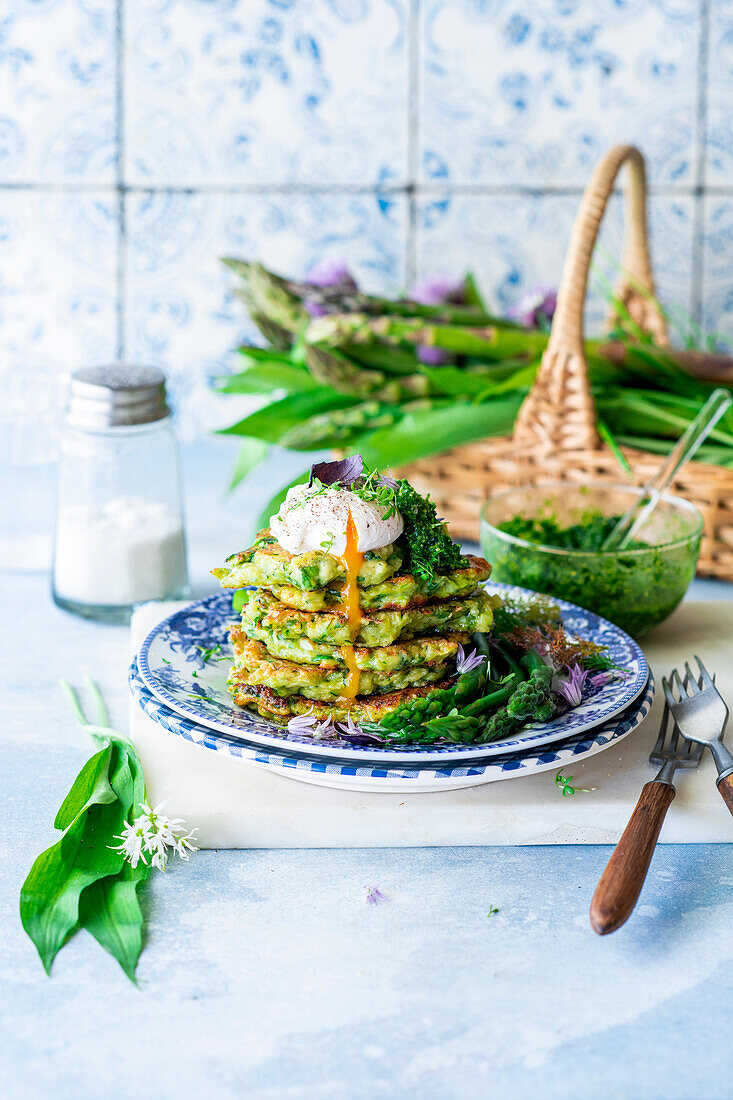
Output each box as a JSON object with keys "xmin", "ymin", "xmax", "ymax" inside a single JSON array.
[{"xmin": 111, "ymin": 801, "xmax": 198, "ymax": 871}]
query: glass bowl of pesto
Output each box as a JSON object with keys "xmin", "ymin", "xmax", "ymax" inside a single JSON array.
[{"xmin": 480, "ymin": 482, "xmax": 703, "ymax": 637}]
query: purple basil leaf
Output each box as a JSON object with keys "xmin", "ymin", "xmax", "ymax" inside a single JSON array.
[
  {"xmin": 339, "ymin": 731, "xmax": 385, "ymax": 747},
  {"xmin": 309, "ymin": 455, "xmax": 364, "ymax": 487}
]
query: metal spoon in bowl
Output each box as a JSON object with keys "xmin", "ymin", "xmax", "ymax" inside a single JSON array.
[{"xmin": 601, "ymin": 388, "xmax": 733, "ymax": 551}]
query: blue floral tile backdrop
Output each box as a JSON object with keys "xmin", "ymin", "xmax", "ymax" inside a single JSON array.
[{"xmin": 1, "ymin": 0, "xmax": 731, "ymax": 443}]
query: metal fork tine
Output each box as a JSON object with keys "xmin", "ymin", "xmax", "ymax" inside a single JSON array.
[
  {"xmin": 661, "ymin": 675, "xmax": 677, "ymax": 712},
  {"xmin": 652, "ymin": 699, "xmax": 671, "ymax": 757},
  {"xmin": 667, "ymin": 698, "xmax": 680, "ymax": 753},
  {"xmin": 684, "ymin": 661, "xmax": 700, "ymax": 693},
  {"xmin": 694, "ymin": 655, "xmax": 716, "ymax": 691},
  {"xmin": 681, "ymin": 672, "xmax": 701, "ymax": 756},
  {"xmin": 671, "ymin": 668, "xmax": 689, "ymax": 700}
]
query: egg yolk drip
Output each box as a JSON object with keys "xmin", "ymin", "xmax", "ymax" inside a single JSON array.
[{"xmin": 337, "ymin": 510, "xmax": 364, "ymax": 702}]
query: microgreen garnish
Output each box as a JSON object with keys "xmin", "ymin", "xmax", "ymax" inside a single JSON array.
[
  {"xmin": 320, "ymin": 533, "xmax": 335, "ymax": 552},
  {"xmin": 554, "ymin": 771, "xmax": 596, "ymax": 796},
  {"xmin": 161, "ymin": 657, "xmax": 171, "ymax": 664},
  {"xmin": 487, "ymin": 905, "xmax": 499, "ymax": 917},
  {"xmin": 191, "ymin": 670, "xmax": 198, "ymax": 678},
  {"xmin": 195, "ymin": 644, "xmax": 224, "ymax": 663}
]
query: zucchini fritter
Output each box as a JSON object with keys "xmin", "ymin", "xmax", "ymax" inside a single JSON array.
[
  {"xmin": 240, "ymin": 588, "xmax": 498, "ymax": 647},
  {"xmin": 266, "ymin": 555, "xmax": 491, "ymax": 612},
  {"xmin": 229, "ymin": 637, "xmax": 450, "ymax": 702},
  {"xmin": 231, "ymin": 680, "xmax": 458, "ymax": 724},
  {"xmin": 230, "ymin": 622, "xmax": 469, "ymax": 670},
  {"xmin": 213, "ymin": 530, "xmax": 403, "ymax": 592}
]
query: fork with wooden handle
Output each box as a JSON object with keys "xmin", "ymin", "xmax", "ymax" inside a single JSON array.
[
  {"xmin": 589, "ymin": 690, "xmax": 703, "ymax": 936},
  {"xmin": 662, "ymin": 657, "xmax": 733, "ymax": 816}
]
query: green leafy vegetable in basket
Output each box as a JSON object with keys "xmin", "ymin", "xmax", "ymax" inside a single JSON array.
[{"xmin": 214, "ymin": 260, "xmax": 733, "ymax": 529}]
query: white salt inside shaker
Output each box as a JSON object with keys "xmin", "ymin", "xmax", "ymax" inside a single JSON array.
[{"xmin": 52, "ymin": 366, "xmax": 190, "ymax": 623}]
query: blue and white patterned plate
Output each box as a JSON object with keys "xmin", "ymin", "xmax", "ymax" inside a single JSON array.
[
  {"xmin": 130, "ymin": 659, "xmax": 655, "ymax": 792},
  {"xmin": 136, "ymin": 584, "xmax": 648, "ymax": 765}
]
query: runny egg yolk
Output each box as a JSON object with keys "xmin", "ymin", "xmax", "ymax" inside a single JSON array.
[{"xmin": 337, "ymin": 509, "xmax": 364, "ymax": 703}]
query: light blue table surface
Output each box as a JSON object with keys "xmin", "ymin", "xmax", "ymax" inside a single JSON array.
[{"xmin": 4, "ymin": 442, "xmax": 733, "ymax": 1100}]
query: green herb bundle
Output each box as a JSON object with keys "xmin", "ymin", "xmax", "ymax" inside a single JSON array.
[
  {"xmin": 215, "ymin": 261, "xmax": 733, "ymax": 527},
  {"xmin": 20, "ymin": 681, "xmax": 150, "ymax": 980},
  {"xmin": 21, "ymin": 682, "xmax": 196, "ymax": 981}
]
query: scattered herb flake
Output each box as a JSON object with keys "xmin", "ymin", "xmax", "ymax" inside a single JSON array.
[
  {"xmin": 554, "ymin": 771, "xmax": 597, "ymax": 796},
  {"xmin": 195, "ymin": 644, "xmax": 224, "ymax": 664},
  {"xmin": 487, "ymin": 905, "xmax": 499, "ymax": 917},
  {"xmin": 364, "ymin": 885, "xmax": 388, "ymax": 905}
]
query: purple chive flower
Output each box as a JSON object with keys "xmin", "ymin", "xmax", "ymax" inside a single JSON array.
[
  {"xmin": 590, "ymin": 669, "xmax": 631, "ymax": 691},
  {"xmin": 287, "ymin": 714, "xmax": 338, "ymax": 740},
  {"xmin": 364, "ymin": 885, "xmax": 388, "ymax": 905},
  {"xmin": 338, "ymin": 714, "xmax": 364, "ymax": 739},
  {"xmin": 305, "ymin": 258, "xmax": 358, "ymax": 290},
  {"xmin": 410, "ymin": 274, "xmax": 466, "ymax": 307},
  {"xmin": 337, "ymin": 714, "xmax": 385, "ymax": 747},
  {"xmin": 303, "ymin": 259, "xmax": 358, "ymax": 316},
  {"xmin": 409, "ymin": 276, "xmax": 466, "ymax": 363},
  {"xmin": 507, "ymin": 286, "xmax": 557, "ymax": 329},
  {"xmin": 456, "ymin": 645, "xmax": 488, "ymax": 675},
  {"xmin": 553, "ymin": 664, "xmax": 588, "ymax": 708},
  {"xmin": 417, "ymin": 345, "xmax": 451, "ymax": 366}
]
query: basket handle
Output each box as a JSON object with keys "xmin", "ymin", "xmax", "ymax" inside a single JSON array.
[{"xmin": 513, "ymin": 144, "xmax": 667, "ymax": 451}]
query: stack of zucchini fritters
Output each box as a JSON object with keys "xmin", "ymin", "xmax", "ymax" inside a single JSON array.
[{"xmin": 213, "ymin": 530, "xmax": 498, "ymax": 725}]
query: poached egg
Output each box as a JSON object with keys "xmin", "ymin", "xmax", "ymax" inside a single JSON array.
[{"xmin": 271, "ymin": 485, "xmax": 404, "ymax": 556}]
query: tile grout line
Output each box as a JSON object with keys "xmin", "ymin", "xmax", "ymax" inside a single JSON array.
[
  {"xmin": 115, "ymin": 0, "xmax": 125, "ymax": 360},
  {"xmin": 691, "ymin": 0, "xmax": 710, "ymax": 327},
  {"xmin": 405, "ymin": 0, "xmax": 420, "ymax": 286},
  {"xmin": 0, "ymin": 181, "xmax": 727, "ymax": 196}
]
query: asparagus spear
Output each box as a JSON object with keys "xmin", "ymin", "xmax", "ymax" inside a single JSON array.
[
  {"xmin": 305, "ymin": 344, "xmax": 429, "ymax": 401},
  {"xmin": 278, "ymin": 401, "xmax": 399, "ymax": 448},
  {"xmin": 306, "ymin": 313, "xmax": 548, "ymax": 359},
  {"xmin": 285, "ymin": 278, "xmax": 517, "ymax": 326},
  {"xmin": 226, "ymin": 261, "xmax": 310, "ymax": 338}
]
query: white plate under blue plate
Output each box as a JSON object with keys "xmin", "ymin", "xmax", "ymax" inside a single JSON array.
[
  {"xmin": 129, "ymin": 659, "xmax": 655, "ymax": 792},
  {"xmin": 136, "ymin": 583, "xmax": 648, "ymax": 765}
]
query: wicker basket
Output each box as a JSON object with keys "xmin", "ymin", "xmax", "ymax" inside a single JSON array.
[{"xmin": 399, "ymin": 144, "xmax": 733, "ymax": 581}]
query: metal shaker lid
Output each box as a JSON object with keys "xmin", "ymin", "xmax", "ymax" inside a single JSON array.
[{"xmin": 67, "ymin": 365, "xmax": 170, "ymax": 429}]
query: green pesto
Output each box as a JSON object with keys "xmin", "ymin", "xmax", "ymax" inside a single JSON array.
[
  {"xmin": 497, "ymin": 511, "xmax": 648, "ymax": 552},
  {"xmin": 483, "ymin": 509, "xmax": 700, "ymax": 637}
]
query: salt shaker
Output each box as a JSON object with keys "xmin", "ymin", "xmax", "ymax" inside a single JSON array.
[{"xmin": 52, "ymin": 365, "xmax": 190, "ymax": 623}]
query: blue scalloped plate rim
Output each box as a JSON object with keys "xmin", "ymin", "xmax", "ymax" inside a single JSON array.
[
  {"xmin": 129, "ymin": 658, "xmax": 655, "ymax": 787},
  {"xmin": 136, "ymin": 583, "xmax": 648, "ymax": 765}
]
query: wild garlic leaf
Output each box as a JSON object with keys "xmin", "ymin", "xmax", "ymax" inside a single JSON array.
[
  {"xmin": 78, "ymin": 860, "xmax": 151, "ymax": 982},
  {"xmin": 20, "ymin": 744, "xmax": 129, "ymax": 974},
  {"xmin": 53, "ymin": 744, "xmax": 118, "ymax": 831}
]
